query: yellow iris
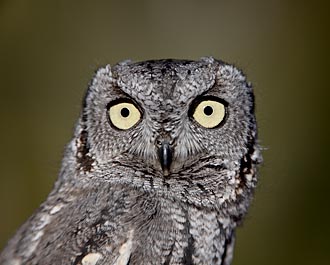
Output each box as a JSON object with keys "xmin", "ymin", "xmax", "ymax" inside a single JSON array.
[
  {"xmin": 108, "ymin": 102, "xmax": 141, "ymax": 130},
  {"xmin": 193, "ymin": 100, "xmax": 225, "ymax": 128}
]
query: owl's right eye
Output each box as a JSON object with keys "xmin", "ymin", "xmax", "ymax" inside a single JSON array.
[{"xmin": 107, "ymin": 100, "xmax": 142, "ymax": 130}]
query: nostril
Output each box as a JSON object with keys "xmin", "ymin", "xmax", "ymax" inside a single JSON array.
[{"xmin": 156, "ymin": 139, "xmax": 162, "ymax": 147}]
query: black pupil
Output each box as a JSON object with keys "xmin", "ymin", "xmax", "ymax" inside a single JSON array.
[
  {"xmin": 121, "ymin": 107, "xmax": 130, "ymax": 117},
  {"xmin": 204, "ymin": 106, "xmax": 213, "ymax": 116}
]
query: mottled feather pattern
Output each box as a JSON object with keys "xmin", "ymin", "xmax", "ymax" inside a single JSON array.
[{"xmin": 0, "ymin": 57, "xmax": 261, "ymax": 265}]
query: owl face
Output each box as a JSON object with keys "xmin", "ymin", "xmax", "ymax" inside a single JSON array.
[{"xmin": 81, "ymin": 58, "xmax": 257, "ymax": 184}]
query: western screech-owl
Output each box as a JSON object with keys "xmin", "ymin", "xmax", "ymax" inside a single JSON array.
[{"xmin": 0, "ymin": 57, "xmax": 262, "ymax": 265}]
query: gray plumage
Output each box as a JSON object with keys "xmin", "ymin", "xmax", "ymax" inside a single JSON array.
[{"xmin": 0, "ymin": 57, "xmax": 262, "ymax": 265}]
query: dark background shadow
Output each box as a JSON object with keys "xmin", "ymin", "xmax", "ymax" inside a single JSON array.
[{"xmin": 0, "ymin": 1, "xmax": 329, "ymax": 264}]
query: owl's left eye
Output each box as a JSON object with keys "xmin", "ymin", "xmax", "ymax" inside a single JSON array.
[
  {"xmin": 190, "ymin": 97, "xmax": 227, "ymax": 128},
  {"xmin": 108, "ymin": 100, "xmax": 141, "ymax": 130}
]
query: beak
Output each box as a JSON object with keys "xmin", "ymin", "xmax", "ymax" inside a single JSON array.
[{"xmin": 158, "ymin": 141, "xmax": 172, "ymax": 176}]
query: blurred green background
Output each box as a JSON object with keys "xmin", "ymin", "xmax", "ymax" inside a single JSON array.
[{"xmin": 0, "ymin": 0, "xmax": 329, "ymax": 264}]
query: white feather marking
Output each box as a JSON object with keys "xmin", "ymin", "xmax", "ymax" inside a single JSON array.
[
  {"xmin": 114, "ymin": 230, "xmax": 134, "ymax": 265},
  {"xmin": 49, "ymin": 203, "xmax": 64, "ymax": 215},
  {"xmin": 81, "ymin": 253, "xmax": 102, "ymax": 265}
]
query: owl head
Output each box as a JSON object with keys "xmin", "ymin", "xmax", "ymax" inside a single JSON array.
[{"xmin": 69, "ymin": 57, "xmax": 261, "ymax": 210}]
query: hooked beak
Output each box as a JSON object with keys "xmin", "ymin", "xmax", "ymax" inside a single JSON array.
[{"xmin": 158, "ymin": 141, "xmax": 172, "ymax": 176}]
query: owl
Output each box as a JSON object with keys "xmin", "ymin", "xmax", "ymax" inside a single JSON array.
[{"xmin": 0, "ymin": 57, "xmax": 262, "ymax": 265}]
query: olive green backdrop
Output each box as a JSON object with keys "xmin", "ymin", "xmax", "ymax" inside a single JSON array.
[{"xmin": 0, "ymin": 0, "xmax": 329, "ymax": 264}]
